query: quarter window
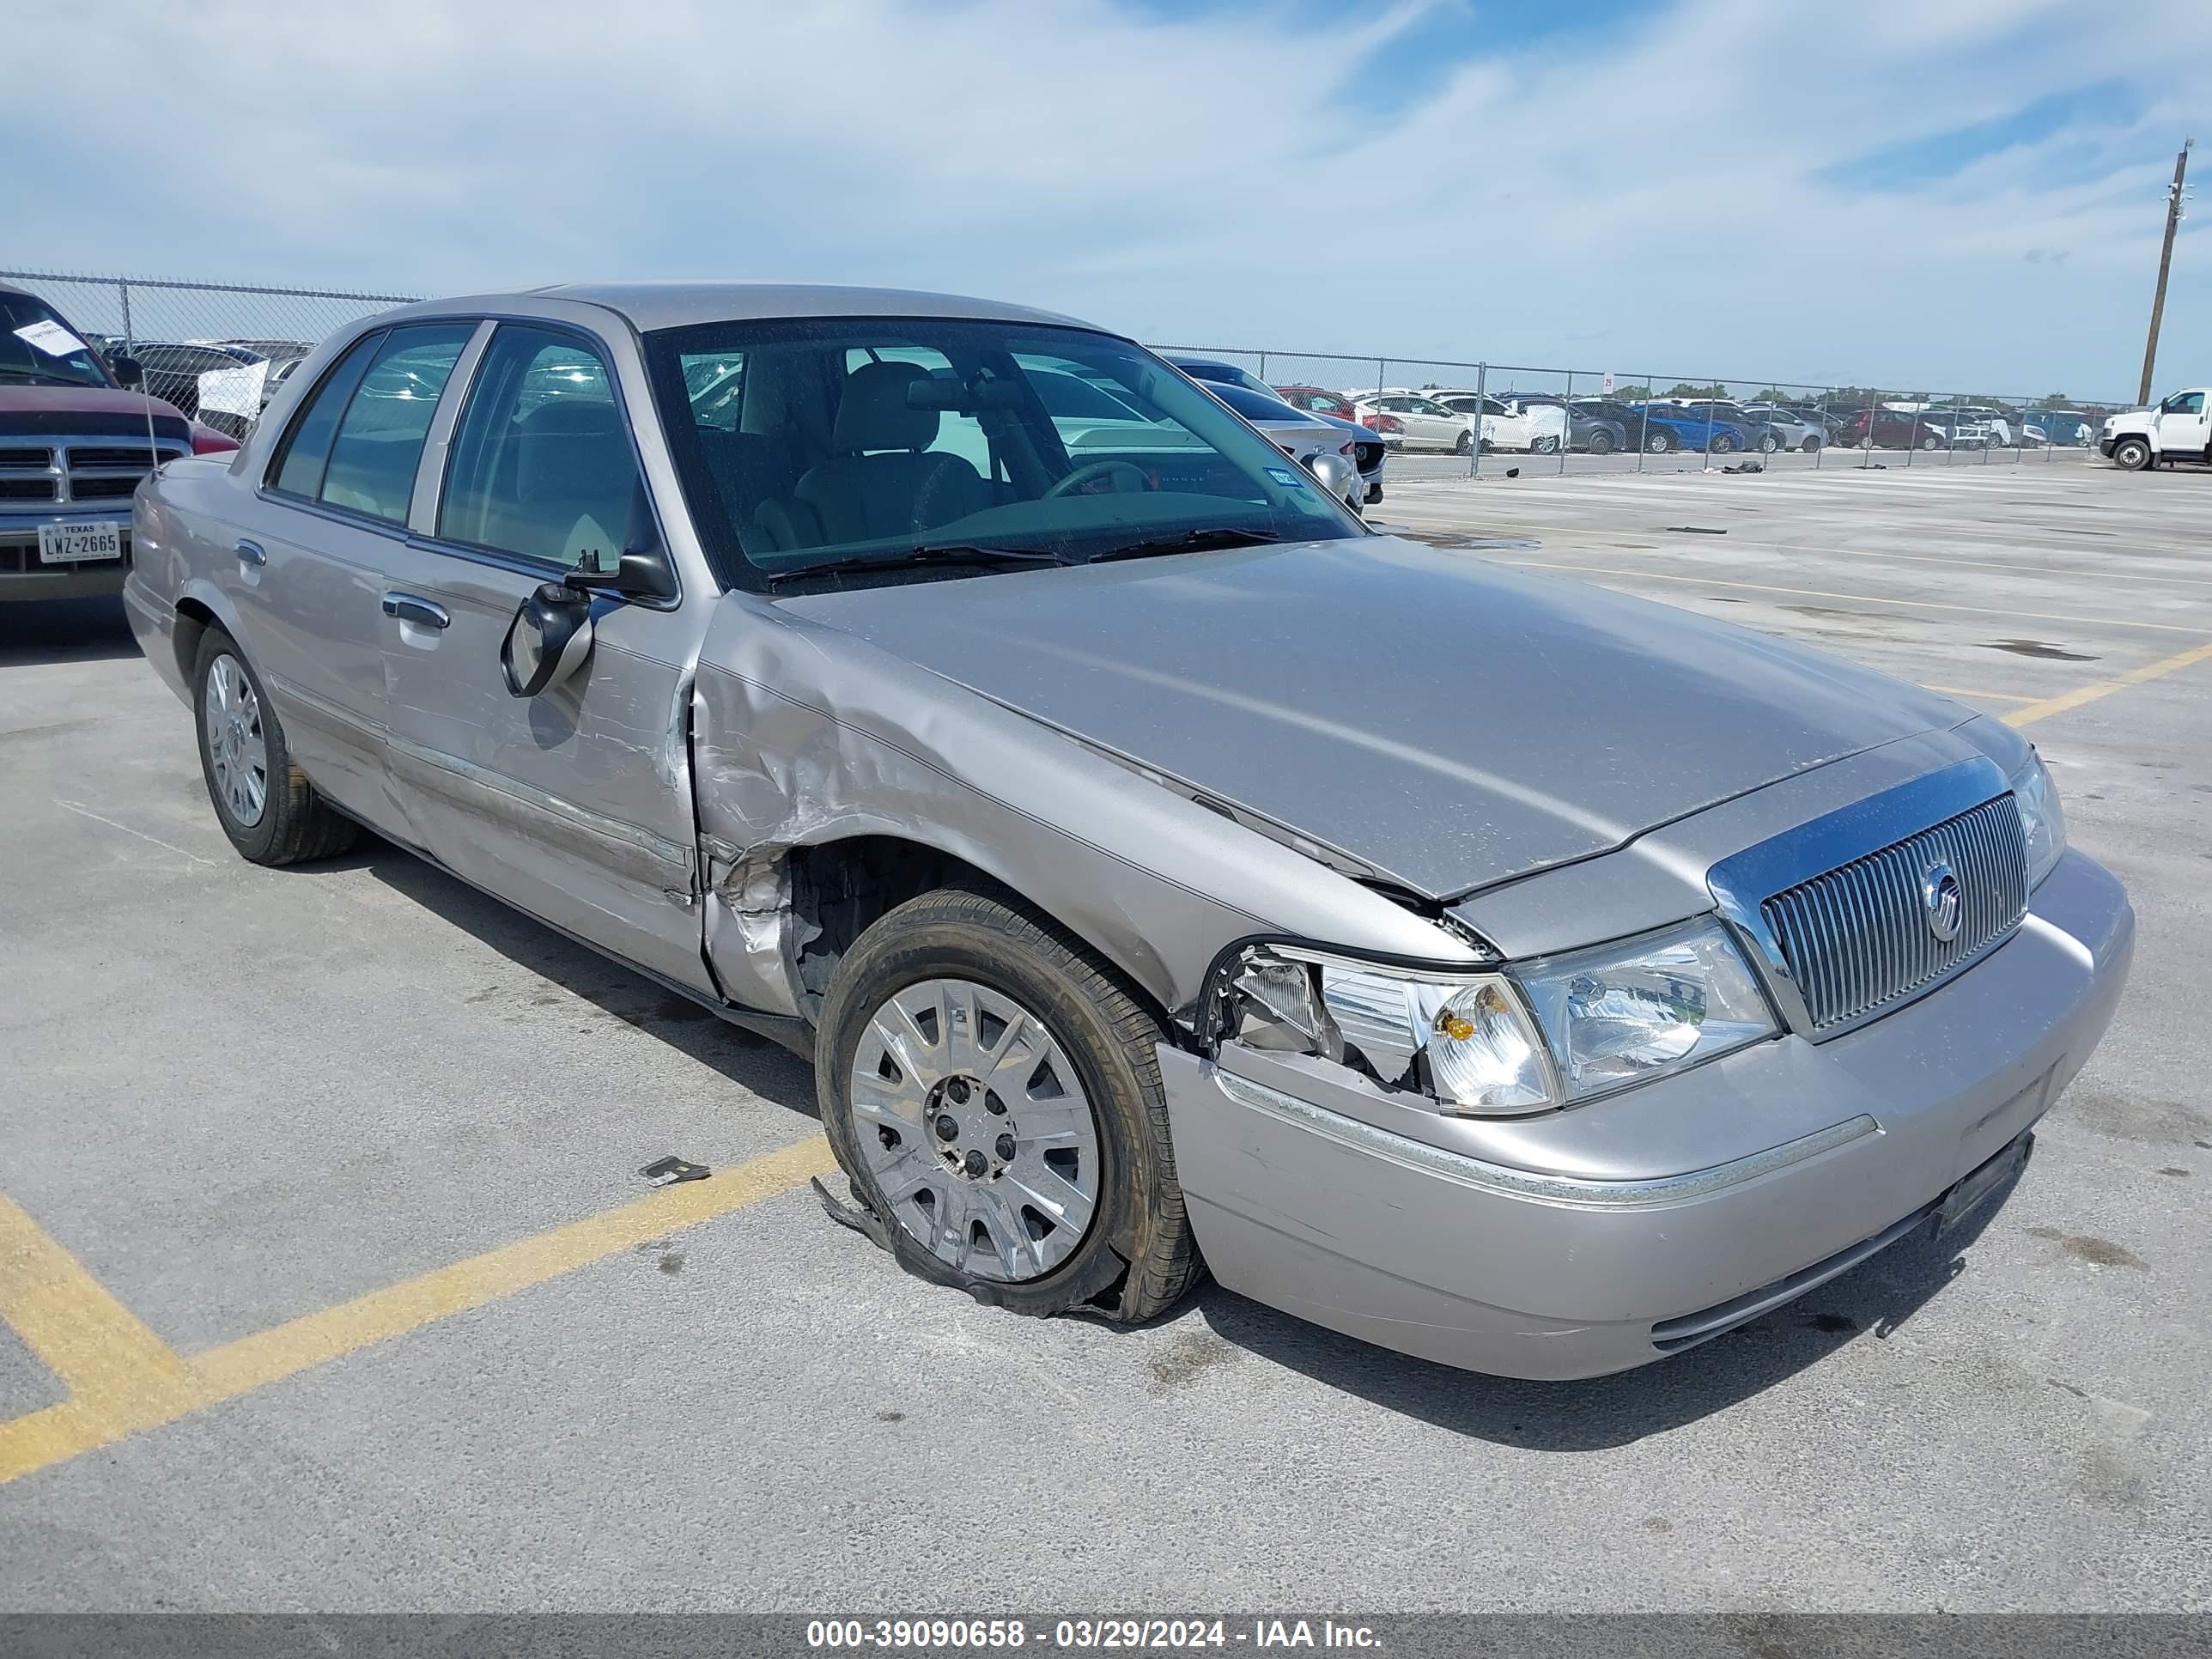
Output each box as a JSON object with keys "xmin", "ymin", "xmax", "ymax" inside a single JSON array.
[
  {"xmin": 270, "ymin": 331, "xmax": 385, "ymax": 500},
  {"xmin": 315, "ymin": 324, "xmax": 474, "ymax": 524},
  {"xmin": 440, "ymin": 325, "xmax": 643, "ymax": 567}
]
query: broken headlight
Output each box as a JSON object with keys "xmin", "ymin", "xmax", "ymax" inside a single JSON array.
[
  {"xmin": 1228, "ymin": 947, "xmax": 1555, "ymax": 1115},
  {"xmin": 1226, "ymin": 918, "xmax": 1777, "ymax": 1115}
]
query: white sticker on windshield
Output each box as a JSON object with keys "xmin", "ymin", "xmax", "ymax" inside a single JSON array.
[
  {"xmin": 14, "ymin": 319, "xmax": 88, "ymax": 358},
  {"xmin": 1265, "ymin": 466, "xmax": 1307, "ymax": 489}
]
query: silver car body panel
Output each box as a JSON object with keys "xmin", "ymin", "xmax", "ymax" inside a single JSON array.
[
  {"xmin": 125, "ymin": 282, "xmax": 2135, "ymax": 1381},
  {"xmin": 772, "ymin": 539, "xmax": 1978, "ymax": 901}
]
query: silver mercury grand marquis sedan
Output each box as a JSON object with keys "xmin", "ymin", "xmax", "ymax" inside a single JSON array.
[{"xmin": 125, "ymin": 283, "xmax": 2134, "ymax": 1379}]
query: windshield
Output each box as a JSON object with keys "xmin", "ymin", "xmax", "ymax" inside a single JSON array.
[
  {"xmin": 646, "ymin": 317, "xmax": 1362, "ymax": 590},
  {"xmin": 1, "ymin": 293, "xmax": 114, "ymax": 390}
]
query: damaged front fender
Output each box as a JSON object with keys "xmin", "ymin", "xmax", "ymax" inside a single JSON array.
[{"xmin": 690, "ymin": 591, "xmax": 1477, "ymax": 1032}]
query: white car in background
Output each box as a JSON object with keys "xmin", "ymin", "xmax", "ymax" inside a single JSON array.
[
  {"xmin": 1428, "ymin": 390, "xmax": 1571, "ymax": 454},
  {"xmin": 1343, "ymin": 389, "xmax": 1474, "ymax": 452}
]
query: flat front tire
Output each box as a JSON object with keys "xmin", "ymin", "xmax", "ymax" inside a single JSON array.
[
  {"xmin": 191, "ymin": 627, "xmax": 358, "ymax": 866},
  {"xmin": 817, "ymin": 887, "xmax": 1201, "ymax": 1322}
]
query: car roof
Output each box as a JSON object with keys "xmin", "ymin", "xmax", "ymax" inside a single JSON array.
[{"xmin": 388, "ymin": 282, "xmax": 1102, "ymax": 336}]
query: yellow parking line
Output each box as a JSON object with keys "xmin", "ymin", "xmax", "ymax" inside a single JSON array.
[
  {"xmin": 0, "ymin": 1134, "xmax": 836, "ymax": 1486},
  {"xmin": 0, "ymin": 1195, "xmax": 202, "ymax": 1479},
  {"xmin": 2004, "ymin": 639, "xmax": 2212, "ymax": 728},
  {"xmin": 1496, "ymin": 559, "xmax": 2212, "ymax": 635},
  {"xmin": 1923, "ymin": 685, "xmax": 2036, "ymax": 703}
]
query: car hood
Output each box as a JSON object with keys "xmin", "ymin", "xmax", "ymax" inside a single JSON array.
[
  {"xmin": 0, "ymin": 385, "xmax": 190, "ymax": 438},
  {"xmin": 777, "ymin": 537, "xmax": 1967, "ymax": 899}
]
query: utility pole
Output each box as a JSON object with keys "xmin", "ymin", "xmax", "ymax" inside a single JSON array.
[{"xmin": 2137, "ymin": 138, "xmax": 2192, "ymax": 406}]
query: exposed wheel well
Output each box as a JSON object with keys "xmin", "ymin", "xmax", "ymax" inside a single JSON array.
[
  {"xmin": 173, "ymin": 597, "xmax": 218, "ymax": 686},
  {"xmin": 785, "ymin": 835, "xmax": 1175, "ymax": 1034}
]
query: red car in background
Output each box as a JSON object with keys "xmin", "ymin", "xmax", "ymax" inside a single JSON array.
[
  {"xmin": 1277, "ymin": 384, "xmax": 1404, "ymax": 446},
  {"xmin": 1, "ymin": 281, "xmax": 238, "ymax": 602}
]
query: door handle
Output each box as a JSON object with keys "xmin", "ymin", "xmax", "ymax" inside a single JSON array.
[
  {"xmin": 234, "ymin": 538, "xmax": 266, "ymax": 567},
  {"xmin": 381, "ymin": 592, "xmax": 450, "ymax": 630}
]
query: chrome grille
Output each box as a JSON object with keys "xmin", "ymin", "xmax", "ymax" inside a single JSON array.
[
  {"xmin": 1759, "ymin": 794, "xmax": 2027, "ymax": 1032},
  {"xmin": 62, "ymin": 438, "xmax": 179, "ymax": 505}
]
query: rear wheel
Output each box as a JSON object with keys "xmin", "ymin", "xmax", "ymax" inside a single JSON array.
[
  {"xmin": 1918, "ymin": 432, "xmax": 1941, "ymax": 451},
  {"xmin": 1644, "ymin": 429, "xmax": 1675, "ymax": 454},
  {"xmin": 817, "ymin": 888, "xmax": 1200, "ymax": 1322},
  {"xmin": 191, "ymin": 628, "xmax": 358, "ymax": 866},
  {"xmin": 1534, "ymin": 434, "xmax": 1560, "ymax": 454},
  {"xmin": 1756, "ymin": 433, "xmax": 1780, "ymax": 454},
  {"xmin": 1587, "ymin": 429, "xmax": 1616, "ymax": 455},
  {"xmin": 2112, "ymin": 436, "xmax": 2153, "ymax": 471}
]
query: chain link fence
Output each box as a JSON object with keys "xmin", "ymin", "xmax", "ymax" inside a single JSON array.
[
  {"xmin": 5, "ymin": 269, "xmax": 2133, "ymax": 470},
  {"xmin": 3, "ymin": 269, "xmax": 423, "ymax": 440}
]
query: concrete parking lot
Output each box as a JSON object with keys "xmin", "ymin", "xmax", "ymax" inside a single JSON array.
[{"xmin": 3, "ymin": 458, "xmax": 2208, "ymax": 1613}]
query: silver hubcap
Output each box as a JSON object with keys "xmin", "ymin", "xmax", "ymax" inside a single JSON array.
[
  {"xmin": 849, "ymin": 977, "xmax": 1102, "ymax": 1284},
  {"xmin": 204, "ymin": 653, "xmax": 269, "ymax": 828}
]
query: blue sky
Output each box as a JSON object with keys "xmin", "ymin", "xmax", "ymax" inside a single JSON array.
[{"xmin": 7, "ymin": 0, "xmax": 2209, "ymax": 394}]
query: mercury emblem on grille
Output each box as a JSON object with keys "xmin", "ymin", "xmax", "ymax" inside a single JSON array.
[{"xmin": 1922, "ymin": 859, "xmax": 1963, "ymax": 942}]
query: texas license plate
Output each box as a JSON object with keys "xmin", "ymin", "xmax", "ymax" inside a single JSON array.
[{"xmin": 38, "ymin": 520, "xmax": 123, "ymax": 563}]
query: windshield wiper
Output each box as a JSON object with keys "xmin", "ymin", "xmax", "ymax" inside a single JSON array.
[
  {"xmin": 0, "ymin": 371, "xmax": 100, "ymax": 388},
  {"xmin": 1084, "ymin": 526, "xmax": 1283, "ymax": 565},
  {"xmin": 763, "ymin": 543, "xmax": 1066, "ymax": 587}
]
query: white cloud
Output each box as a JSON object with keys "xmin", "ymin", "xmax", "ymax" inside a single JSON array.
[{"xmin": 8, "ymin": 0, "xmax": 2211, "ymax": 392}]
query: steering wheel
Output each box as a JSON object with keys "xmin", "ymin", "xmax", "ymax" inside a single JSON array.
[{"xmin": 1043, "ymin": 459, "xmax": 1150, "ymax": 500}]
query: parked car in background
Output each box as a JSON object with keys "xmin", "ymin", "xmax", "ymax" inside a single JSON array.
[
  {"xmin": 1424, "ymin": 390, "xmax": 1571, "ymax": 454},
  {"xmin": 0, "ymin": 281, "xmax": 238, "ymax": 602},
  {"xmin": 1663, "ymin": 400, "xmax": 1784, "ymax": 455},
  {"xmin": 1200, "ymin": 380, "xmax": 1375, "ymax": 514},
  {"xmin": 1440, "ymin": 392, "xmax": 1620, "ymax": 454},
  {"xmin": 1159, "ymin": 355, "xmax": 1273, "ymax": 398},
  {"xmin": 1740, "ymin": 404, "xmax": 1826, "ymax": 452},
  {"xmin": 2023, "ymin": 409, "xmax": 2095, "ymax": 447},
  {"xmin": 1834, "ymin": 405, "xmax": 1957, "ymax": 451},
  {"xmin": 125, "ymin": 341, "xmax": 264, "ymax": 422},
  {"xmin": 196, "ymin": 338, "xmax": 318, "ymax": 440},
  {"xmin": 1273, "ymin": 385, "xmax": 1365, "ymax": 424},
  {"xmin": 1346, "ymin": 389, "xmax": 1473, "ymax": 452},
  {"xmin": 1571, "ymin": 398, "xmax": 1656, "ymax": 443},
  {"xmin": 1168, "ymin": 360, "xmax": 1383, "ymax": 508},
  {"xmin": 1626, "ymin": 402, "xmax": 1755, "ymax": 454}
]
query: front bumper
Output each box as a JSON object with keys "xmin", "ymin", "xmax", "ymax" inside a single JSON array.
[
  {"xmin": 0, "ymin": 508, "xmax": 134, "ymax": 601},
  {"xmin": 1162, "ymin": 848, "xmax": 2133, "ymax": 1379},
  {"xmin": 2099, "ymin": 439, "xmax": 2119, "ymax": 458}
]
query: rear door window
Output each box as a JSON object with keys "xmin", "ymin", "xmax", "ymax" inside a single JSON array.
[{"xmin": 316, "ymin": 324, "xmax": 475, "ymax": 524}]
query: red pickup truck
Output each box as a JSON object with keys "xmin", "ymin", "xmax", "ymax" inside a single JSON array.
[{"xmin": 1, "ymin": 280, "xmax": 239, "ymax": 603}]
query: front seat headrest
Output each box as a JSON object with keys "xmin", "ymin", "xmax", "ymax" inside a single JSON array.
[{"xmin": 832, "ymin": 361, "xmax": 939, "ymax": 454}]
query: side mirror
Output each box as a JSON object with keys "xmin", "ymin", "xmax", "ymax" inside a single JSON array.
[
  {"xmin": 111, "ymin": 353, "xmax": 144, "ymax": 388},
  {"xmin": 565, "ymin": 544, "xmax": 677, "ymax": 603},
  {"xmin": 501, "ymin": 581, "xmax": 596, "ymax": 698},
  {"xmin": 1308, "ymin": 452, "xmax": 1357, "ymax": 501}
]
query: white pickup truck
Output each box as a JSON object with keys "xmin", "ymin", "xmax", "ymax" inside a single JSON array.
[{"xmin": 2100, "ymin": 390, "xmax": 2212, "ymax": 470}]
